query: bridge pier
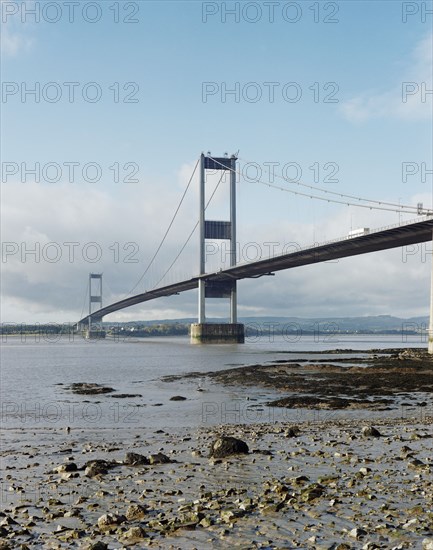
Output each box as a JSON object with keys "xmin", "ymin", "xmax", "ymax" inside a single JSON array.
[
  {"xmin": 191, "ymin": 153, "xmax": 244, "ymax": 344},
  {"xmin": 191, "ymin": 323, "xmax": 244, "ymax": 344},
  {"xmin": 83, "ymin": 328, "xmax": 106, "ymax": 339}
]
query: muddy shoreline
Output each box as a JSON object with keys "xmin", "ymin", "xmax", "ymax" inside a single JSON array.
[
  {"xmin": 1, "ymin": 415, "xmax": 432, "ymax": 549},
  {"xmin": 1, "ymin": 347, "xmax": 432, "ymax": 548}
]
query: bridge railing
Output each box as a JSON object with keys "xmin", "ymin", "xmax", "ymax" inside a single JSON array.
[{"xmin": 233, "ymin": 214, "xmax": 433, "ymax": 268}]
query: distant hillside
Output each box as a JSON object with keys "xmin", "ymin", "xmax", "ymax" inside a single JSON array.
[
  {"xmin": 0, "ymin": 315, "xmax": 427, "ymax": 336},
  {"xmin": 104, "ymin": 315, "xmax": 428, "ymax": 335}
]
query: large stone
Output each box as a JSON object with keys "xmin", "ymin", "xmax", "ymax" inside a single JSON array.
[
  {"xmin": 122, "ymin": 526, "xmax": 146, "ymax": 540},
  {"xmin": 349, "ymin": 527, "xmax": 368, "ymax": 539},
  {"xmin": 124, "ymin": 452, "xmax": 149, "ymax": 466},
  {"xmin": 126, "ymin": 504, "xmax": 147, "ymax": 520},
  {"xmin": 54, "ymin": 463, "xmax": 78, "ymax": 473},
  {"xmin": 361, "ymin": 426, "xmax": 381, "ymax": 438},
  {"xmin": 209, "ymin": 436, "xmax": 249, "ymax": 458},
  {"xmin": 69, "ymin": 383, "xmax": 114, "ymax": 395},
  {"xmin": 148, "ymin": 453, "xmax": 171, "ymax": 465},
  {"xmin": 97, "ymin": 513, "xmax": 125, "ymax": 529},
  {"xmin": 84, "ymin": 460, "xmax": 115, "ymax": 477},
  {"xmin": 301, "ymin": 483, "xmax": 325, "ymax": 502}
]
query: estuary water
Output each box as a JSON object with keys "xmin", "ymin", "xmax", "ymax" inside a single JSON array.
[{"xmin": 0, "ymin": 333, "xmax": 426, "ymax": 430}]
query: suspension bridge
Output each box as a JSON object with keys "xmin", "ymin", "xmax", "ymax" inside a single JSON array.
[{"xmin": 77, "ymin": 153, "xmax": 433, "ymax": 350}]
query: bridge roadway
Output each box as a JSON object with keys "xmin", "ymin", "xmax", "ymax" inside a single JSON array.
[{"xmin": 78, "ymin": 216, "xmax": 433, "ymax": 325}]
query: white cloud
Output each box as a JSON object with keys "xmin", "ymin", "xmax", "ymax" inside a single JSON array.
[
  {"xmin": 1, "ymin": 23, "xmax": 32, "ymax": 57},
  {"xmin": 0, "ymin": 174, "xmax": 201, "ymax": 322},
  {"xmin": 340, "ymin": 34, "xmax": 433, "ymax": 123},
  {"xmin": 0, "ymin": 0, "xmax": 34, "ymax": 56}
]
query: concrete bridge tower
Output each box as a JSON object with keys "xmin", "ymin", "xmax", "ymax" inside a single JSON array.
[
  {"xmin": 190, "ymin": 153, "xmax": 245, "ymax": 343},
  {"xmin": 84, "ymin": 273, "xmax": 106, "ymax": 339}
]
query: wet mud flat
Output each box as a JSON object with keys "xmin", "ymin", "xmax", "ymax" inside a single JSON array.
[
  {"xmin": 164, "ymin": 348, "xmax": 433, "ymax": 411},
  {"xmin": 1, "ymin": 416, "xmax": 432, "ymax": 549}
]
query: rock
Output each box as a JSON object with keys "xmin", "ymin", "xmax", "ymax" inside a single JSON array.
[
  {"xmin": 0, "ymin": 516, "xmax": 18, "ymax": 526},
  {"xmin": 149, "ymin": 452, "xmax": 171, "ymax": 464},
  {"xmin": 111, "ymin": 393, "xmax": 142, "ymax": 398},
  {"xmin": 124, "ymin": 452, "xmax": 149, "ymax": 466},
  {"xmin": 199, "ymin": 516, "xmax": 212, "ymax": 528},
  {"xmin": 84, "ymin": 460, "xmax": 115, "ymax": 477},
  {"xmin": 178, "ymin": 511, "xmax": 203, "ymax": 525},
  {"xmin": 122, "ymin": 526, "xmax": 146, "ymax": 540},
  {"xmin": 361, "ymin": 426, "xmax": 381, "ymax": 438},
  {"xmin": 349, "ymin": 527, "xmax": 368, "ymax": 539},
  {"xmin": 170, "ymin": 395, "xmax": 187, "ymax": 401},
  {"xmin": 126, "ymin": 504, "xmax": 147, "ymax": 520},
  {"xmin": 97, "ymin": 513, "xmax": 125, "ymax": 529},
  {"xmin": 408, "ymin": 458, "xmax": 425, "ymax": 469},
  {"xmin": 285, "ymin": 426, "xmax": 300, "ymax": 437},
  {"xmin": 47, "ymin": 498, "xmax": 64, "ymax": 506},
  {"xmin": 422, "ymin": 539, "xmax": 433, "ymax": 550},
  {"xmin": 359, "ymin": 467, "xmax": 372, "ymax": 476},
  {"xmin": 69, "ymin": 383, "xmax": 115, "ymax": 395},
  {"xmin": 208, "ymin": 436, "xmax": 249, "ymax": 458},
  {"xmin": 88, "ymin": 543, "xmax": 108, "ymax": 550},
  {"xmin": 291, "ymin": 475, "xmax": 310, "ymax": 485},
  {"xmin": 54, "ymin": 463, "xmax": 78, "ymax": 473},
  {"xmin": 301, "ymin": 483, "xmax": 325, "ymax": 502},
  {"xmin": 220, "ymin": 510, "xmax": 236, "ymax": 523}
]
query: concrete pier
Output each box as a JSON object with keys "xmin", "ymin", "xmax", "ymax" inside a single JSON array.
[
  {"xmin": 190, "ymin": 323, "xmax": 245, "ymax": 344},
  {"xmin": 83, "ymin": 329, "xmax": 106, "ymax": 339}
]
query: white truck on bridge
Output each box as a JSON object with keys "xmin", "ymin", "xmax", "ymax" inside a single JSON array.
[{"xmin": 348, "ymin": 227, "xmax": 370, "ymax": 238}]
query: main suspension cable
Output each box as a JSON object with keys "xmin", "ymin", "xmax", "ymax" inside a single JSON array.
[
  {"xmin": 210, "ymin": 156, "xmax": 431, "ymax": 215},
  {"xmin": 124, "ymin": 158, "xmax": 200, "ymax": 297},
  {"xmin": 153, "ymin": 169, "xmax": 227, "ymax": 288}
]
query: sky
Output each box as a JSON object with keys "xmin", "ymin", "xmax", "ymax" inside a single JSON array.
[{"xmin": 1, "ymin": 0, "xmax": 432, "ymax": 324}]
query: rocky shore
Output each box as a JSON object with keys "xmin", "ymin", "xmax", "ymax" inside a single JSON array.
[{"xmin": 163, "ymin": 348, "xmax": 433, "ymax": 411}]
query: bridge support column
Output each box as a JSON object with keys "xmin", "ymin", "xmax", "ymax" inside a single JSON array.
[
  {"xmin": 83, "ymin": 274, "xmax": 106, "ymax": 339},
  {"xmin": 191, "ymin": 153, "xmax": 244, "ymax": 344}
]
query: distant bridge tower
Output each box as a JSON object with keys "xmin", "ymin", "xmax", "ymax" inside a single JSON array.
[
  {"xmin": 190, "ymin": 153, "xmax": 244, "ymax": 343},
  {"xmin": 84, "ymin": 273, "xmax": 106, "ymax": 339},
  {"xmin": 89, "ymin": 273, "xmax": 103, "ymax": 319}
]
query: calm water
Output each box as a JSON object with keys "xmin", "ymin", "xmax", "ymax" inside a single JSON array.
[{"xmin": 0, "ymin": 333, "xmax": 426, "ymax": 430}]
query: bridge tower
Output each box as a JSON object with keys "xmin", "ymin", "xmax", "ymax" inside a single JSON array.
[
  {"xmin": 190, "ymin": 153, "xmax": 245, "ymax": 343},
  {"xmin": 84, "ymin": 273, "xmax": 106, "ymax": 339}
]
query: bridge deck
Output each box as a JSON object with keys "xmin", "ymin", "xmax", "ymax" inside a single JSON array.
[{"xmin": 78, "ymin": 217, "xmax": 433, "ymax": 324}]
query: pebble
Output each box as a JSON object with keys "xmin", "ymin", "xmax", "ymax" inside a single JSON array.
[{"xmin": 361, "ymin": 426, "xmax": 382, "ymax": 437}]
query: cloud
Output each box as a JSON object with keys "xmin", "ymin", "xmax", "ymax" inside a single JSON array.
[
  {"xmin": 340, "ymin": 33, "xmax": 433, "ymax": 123},
  {"xmin": 1, "ymin": 25, "xmax": 32, "ymax": 57},
  {"xmin": 0, "ymin": 0, "xmax": 34, "ymax": 56},
  {"xmin": 0, "ymin": 175, "xmax": 201, "ymax": 322}
]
